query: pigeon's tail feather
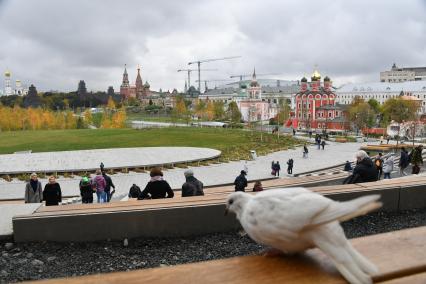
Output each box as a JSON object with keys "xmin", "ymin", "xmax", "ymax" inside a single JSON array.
[
  {"xmin": 310, "ymin": 195, "xmax": 382, "ymax": 227},
  {"xmin": 346, "ymin": 243, "xmax": 378, "ymax": 276},
  {"xmin": 337, "ymin": 195, "xmax": 382, "ymax": 223},
  {"xmin": 313, "ymin": 231, "xmax": 373, "ymax": 284}
]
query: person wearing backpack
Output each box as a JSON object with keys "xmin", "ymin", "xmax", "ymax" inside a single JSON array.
[
  {"xmin": 79, "ymin": 176, "xmax": 94, "ymax": 204},
  {"xmin": 234, "ymin": 170, "xmax": 248, "ymax": 192},
  {"xmin": 374, "ymin": 153, "xmax": 384, "ymax": 180},
  {"xmin": 91, "ymin": 169, "xmax": 107, "ymax": 203},
  {"xmin": 181, "ymin": 169, "xmax": 204, "ymax": 197}
]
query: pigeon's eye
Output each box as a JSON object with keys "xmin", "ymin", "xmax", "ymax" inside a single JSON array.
[{"xmin": 229, "ymin": 199, "xmax": 234, "ymax": 205}]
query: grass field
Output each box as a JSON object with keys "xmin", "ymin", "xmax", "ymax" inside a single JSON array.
[{"xmin": 0, "ymin": 128, "xmax": 300, "ymax": 160}]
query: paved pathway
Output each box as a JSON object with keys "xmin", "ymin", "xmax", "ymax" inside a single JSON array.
[
  {"xmin": 0, "ymin": 141, "xmax": 364, "ymax": 201},
  {"xmin": 0, "ymin": 147, "xmax": 220, "ymax": 173}
]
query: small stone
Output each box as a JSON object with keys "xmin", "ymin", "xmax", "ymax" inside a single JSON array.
[
  {"xmin": 26, "ymin": 253, "xmax": 34, "ymax": 258},
  {"xmin": 13, "ymin": 252, "xmax": 22, "ymax": 257},
  {"xmin": 173, "ymin": 255, "xmax": 179, "ymax": 260},
  {"xmin": 4, "ymin": 243, "xmax": 14, "ymax": 250},
  {"xmin": 1, "ymin": 270, "xmax": 8, "ymax": 277},
  {"xmin": 2, "ymin": 252, "xmax": 9, "ymax": 257},
  {"xmin": 31, "ymin": 259, "xmax": 44, "ymax": 266},
  {"xmin": 159, "ymin": 264, "xmax": 168, "ymax": 267},
  {"xmin": 47, "ymin": 256, "xmax": 57, "ymax": 262},
  {"xmin": 123, "ymin": 238, "xmax": 129, "ymax": 247},
  {"xmin": 18, "ymin": 258, "xmax": 28, "ymax": 264}
]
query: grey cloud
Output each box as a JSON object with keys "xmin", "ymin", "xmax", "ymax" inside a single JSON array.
[{"xmin": 0, "ymin": 0, "xmax": 425, "ymax": 92}]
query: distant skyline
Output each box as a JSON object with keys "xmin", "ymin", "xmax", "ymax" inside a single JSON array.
[{"xmin": 0, "ymin": 0, "xmax": 425, "ymax": 92}]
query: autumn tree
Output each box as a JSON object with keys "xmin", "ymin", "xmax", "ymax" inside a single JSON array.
[
  {"xmin": 348, "ymin": 97, "xmax": 375, "ymax": 134},
  {"xmin": 213, "ymin": 101, "xmax": 225, "ymax": 120},
  {"xmin": 382, "ymin": 97, "xmax": 419, "ymax": 143},
  {"xmin": 226, "ymin": 101, "xmax": 242, "ymax": 124},
  {"xmin": 205, "ymin": 101, "xmax": 215, "ymax": 121},
  {"xmin": 107, "ymin": 96, "xmax": 116, "ymax": 110}
]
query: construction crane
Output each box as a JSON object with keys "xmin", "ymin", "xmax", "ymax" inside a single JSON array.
[
  {"xmin": 188, "ymin": 56, "xmax": 241, "ymax": 92},
  {"xmin": 195, "ymin": 79, "xmax": 233, "ymax": 93},
  {"xmin": 177, "ymin": 68, "xmax": 217, "ymax": 88},
  {"xmin": 230, "ymin": 72, "xmax": 278, "ymax": 81}
]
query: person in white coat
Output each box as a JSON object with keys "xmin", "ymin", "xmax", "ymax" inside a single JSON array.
[{"xmin": 382, "ymin": 154, "xmax": 394, "ymax": 179}]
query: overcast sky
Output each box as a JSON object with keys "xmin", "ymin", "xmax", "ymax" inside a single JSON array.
[{"xmin": 0, "ymin": 0, "xmax": 425, "ymax": 93}]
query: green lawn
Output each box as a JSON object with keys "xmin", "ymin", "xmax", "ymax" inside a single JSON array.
[{"xmin": 0, "ymin": 128, "xmax": 299, "ymax": 160}]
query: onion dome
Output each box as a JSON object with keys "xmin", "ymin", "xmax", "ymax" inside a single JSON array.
[
  {"xmin": 4, "ymin": 70, "xmax": 11, "ymax": 77},
  {"xmin": 144, "ymin": 81, "xmax": 150, "ymax": 88},
  {"xmin": 301, "ymin": 77, "xmax": 308, "ymax": 82},
  {"xmin": 324, "ymin": 76, "xmax": 330, "ymax": 82},
  {"xmin": 311, "ymin": 70, "xmax": 321, "ymax": 81}
]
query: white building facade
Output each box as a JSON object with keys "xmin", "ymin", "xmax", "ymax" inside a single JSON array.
[
  {"xmin": 380, "ymin": 63, "xmax": 426, "ymax": 83},
  {"xmin": 336, "ymin": 81, "xmax": 426, "ymax": 113}
]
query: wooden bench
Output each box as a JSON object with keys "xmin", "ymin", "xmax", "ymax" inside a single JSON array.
[
  {"xmin": 12, "ymin": 175, "xmax": 426, "ymax": 242},
  {"xmin": 25, "ymin": 226, "xmax": 426, "ymax": 284}
]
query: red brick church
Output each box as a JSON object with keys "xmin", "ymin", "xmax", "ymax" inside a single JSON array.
[
  {"xmin": 120, "ymin": 65, "xmax": 151, "ymax": 100},
  {"xmin": 289, "ymin": 70, "xmax": 349, "ymax": 131}
]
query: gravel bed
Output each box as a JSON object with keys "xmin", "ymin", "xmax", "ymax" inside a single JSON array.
[{"xmin": 1, "ymin": 208, "xmax": 425, "ymax": 283}]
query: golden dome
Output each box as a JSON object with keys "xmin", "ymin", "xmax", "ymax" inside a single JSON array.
[
  {"xmin": 4, "ymin": 70, "xmax": 11, "ymax": 77},
  {"xmin": 312, "ymin": 69, "xmax": 321, "ymax": 80}
]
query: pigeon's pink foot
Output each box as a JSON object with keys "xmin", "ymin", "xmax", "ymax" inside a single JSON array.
[{"xmin": 262, "ymin": 248, "xmax": 285, "ymax": 257}]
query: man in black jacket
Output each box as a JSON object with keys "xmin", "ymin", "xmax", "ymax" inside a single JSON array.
[
  {"xmin": 344, "ymin": 151, "xmax": 378, "ymax": 184},
  {"xmin": 234, "ymin": 170, "xmax": 248, "ymax": 192},
  {"xmin": 102, "ymin": 171, "xmax": 115, "ymax": 202},
  {"xmin": 181, "ymin": 169, "xmax": 204, "ymax": 197}
]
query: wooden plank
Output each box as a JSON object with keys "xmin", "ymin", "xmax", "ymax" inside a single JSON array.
[
  {"xmin": 378, "ymin": 272, "xmax": 426, "ymax": 283},
  {"xmin": 24, "ymin": 226, "xmax": 426, "ymax": 284}
]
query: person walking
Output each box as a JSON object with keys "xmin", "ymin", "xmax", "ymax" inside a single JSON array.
[
  {"xmin": 43, "ymin": 176, "xmax": 62, "ymax": 206},
  {"xmin": 399, "ymin": 147, "xmax": 410, "ymax": 176},
  {"xmin": 252, "ymin": 181, "xmax": 263, "ymax": 192},
  {"xmin": 92, "ymin": 169, "xmax": 107, "ymax": 203},
  {"xmin": 24, "ymin": 173, "xmax": 43, "ymax": 203},
  {"xmin": 271, "ymin": 161, "xmax": 276, "ymax": 176},
  {"xmin": 321, "ymin": 140, "xmax": 326, "ymax": 150},
  {"xmin": 102, "ymin": 171, "xmax": 116, "ymax": 202},
  {"xmin": 303, "ymin": 144, "xmax": 309, "ymax": 158},
  {"xmin": 100, "ymin": 162, "xmax": 105, "ymax": 172},
  {"xmin": 383, "ymin": 154, "xmax": 394, "ymax": 179},
  {"xmin": 79, "ymin": 176, "xmax": 94, "ymax": 204},
  {"xmin": 410, "ymin": 145, "xmax": 423, "ymax": 174},
  {"xmin": 181, "ymin": 169, "xmax": 204, "ymax": 197},
  {"xmin": 273, "ymin": 161, "xmax": 281, "ymax": 177},
  {"xmin": 292, "ymin": 128, "xmax": 296, "ymax": 136},
  {"xmin": 287, "ymin": 158, "xmax": 294, "ymax": 174},
  {"xmin": 317, "ymin": 138, "xmax": 321, "ymax": 150},
  {"xmin": 138, "ymin": 168, "xmax": 174, "ymax": 200},
  {"xmin": 234, "ymin": 170, "xmax": 248, "ymax": 192},
  {"xmin": 374, "ymin": 153, "xmax": 384, "ymax": 180}
]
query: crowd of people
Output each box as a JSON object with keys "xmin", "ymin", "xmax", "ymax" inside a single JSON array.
[
  {"xmin": 343, "ymin": 144, "xmax": 424, "ymax": 184},
  {"xmin": 22, "ymin": 143, "xmax": 425, "ymax": 206}
]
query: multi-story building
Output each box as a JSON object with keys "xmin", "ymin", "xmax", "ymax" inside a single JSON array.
[
  {"xmin": 336, "ymin": 81, "xmax": 426, "ymax": 113},
  {"xmin": 198, "ymin": 70, "xmax": 293, "ymax": 122},
  {"xmin": 380, "ymin": 63, "xmax": 426, "ymax": 82},
  {"xmin": 290, "ymin": 70, "xmax": 349, "ymax": 130}
]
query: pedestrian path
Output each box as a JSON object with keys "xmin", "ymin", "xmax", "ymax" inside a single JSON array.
[{"xmin": 0, "ymin": 142, "xmax": 365, "ymax": 201}]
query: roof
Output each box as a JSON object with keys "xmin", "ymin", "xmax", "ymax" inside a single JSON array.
[{"xmin": 337, "ymin": 81, "xmax": 426, "ymax": 93}]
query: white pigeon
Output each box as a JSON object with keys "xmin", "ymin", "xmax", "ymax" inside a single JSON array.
[{"xmin": 225, "ymin": 187, "xmax": 382, "ymax": 284}]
